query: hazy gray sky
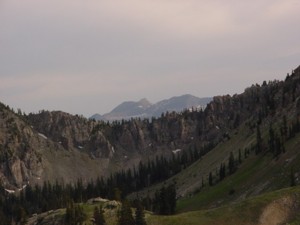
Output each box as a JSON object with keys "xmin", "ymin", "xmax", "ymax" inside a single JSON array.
[{"xmin": 1, "ymin": 0, "xmax": 299, "ymax": 116}]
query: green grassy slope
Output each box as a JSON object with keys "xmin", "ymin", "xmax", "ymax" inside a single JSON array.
[
  {"xmin": 128, "ymin": 112, "xmax": 300, "ymax": 208},
  {"xmin": 176, "ymin": 130, "xmax": 300, "ymax": 213},
  {"xmin": 147, "ymin": 185, "xmax": 300, "ymax": 225}
]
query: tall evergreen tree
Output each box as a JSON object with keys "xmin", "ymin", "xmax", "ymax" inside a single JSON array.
[
  {"xmin": 209, "ymin": 172, "xmax": 213, "ymax": 186},
  {"xmin": 256, "ymin": 125, "xmax": 262, "ymax": 154},
  {"xmin": 238, "ymin": 149, "xmax": 242, "ymax": 164},
  {"xmin": 135, "ymin": 202, "xmax": 146, "ymax": 225},
  {"xmin": 166, "ymin": 183, "xmax": 176, "ymax": 215},
  {"xmin": 268, "ymin": 125, "xmax": 275, "ymax": 154},
  {"xmin": 65, "ymin": 202, "xmax": 87, "ymax": 225},
  {"xmin": 281, "ymin": 115, "xmax": 288, "ymax": 141},
  {"xmin": 228, "ymin": 152, "xmax": 236, "ymax": 174},
  {"xmin": 153, "ymin": 184, "xmax": 177, "ymax": 215},
  {"xmin": 219, "ymin": 163, "xmax": 226, "ymax": 181},
  {"xmin": 159, "ymin": 186, "xmax": 168, "ymax": 215},
  {"xmin": 290, "ymin": 167, "xmax": 296, "ymax": 187},
  {"xmin": 94, "ymin": 206, "xmax": 106, "ymax": 225},
  {"xmin": 118, "ymin": 200, "xmax": 134, "ymax": 225}
]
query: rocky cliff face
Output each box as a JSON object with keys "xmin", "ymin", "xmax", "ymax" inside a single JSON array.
[
  {"xmin": 1, "ymin": 66, "xmax": 300, "ymax": 190},
  {"xmin": 0, "ymin": 104, "xmax": 44, "ymax": 189},
  {"xmin": 27, "ymin": 111, "xmax": 95, "ymax": 150}
]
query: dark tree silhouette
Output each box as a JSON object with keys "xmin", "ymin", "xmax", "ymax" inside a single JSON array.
[
  {"xmin": 94, "ymin": 206, "xmax": 106, "ymax": 225},
  {"xmin": 118, "ymin": 200, "xmax": 134, "ymax": 225},
  {"xmin": 228, "ymin": 152, "xmax": 236, "ymax": 175},
  {"xmin": 256, "ymin": 125, "xmax": 262, "ymax": 154},
  {"xmin": 135, "ymin": 202, "xmax": 146, "ymax": 225}
]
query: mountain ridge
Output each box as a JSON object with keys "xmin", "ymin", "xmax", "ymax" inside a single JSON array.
[{"xmin": 90, "ymin": 94, "xmax": 212, "ymax": 121}]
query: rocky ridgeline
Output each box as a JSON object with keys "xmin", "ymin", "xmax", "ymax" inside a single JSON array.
[{"xmin": 1, "ymin": 66, "xmax": 300, "ymax": 189}]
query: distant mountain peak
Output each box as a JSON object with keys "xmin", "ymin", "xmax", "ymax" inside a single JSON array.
[
  {"xmin": 91, "ymin": 95, "xmax": 212, "ymax": 121},
  {"xmin": 137, "ymin": 98, "xmax": 152, "ymax": 108}
]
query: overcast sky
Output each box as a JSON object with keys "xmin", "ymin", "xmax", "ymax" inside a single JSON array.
[{"xmin": 1, "ymin": 0, "xmax": 299, "ymax": 117}]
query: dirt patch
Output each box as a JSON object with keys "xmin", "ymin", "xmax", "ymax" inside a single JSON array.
[{"xmin": 258, "ymin": 196, "xmax": 297, "ymax": 225}]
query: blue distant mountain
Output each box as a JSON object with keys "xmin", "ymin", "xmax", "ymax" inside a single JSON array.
[{"xmin": 90, "ymin": 94, "xmax": 212, "ymax": 121}]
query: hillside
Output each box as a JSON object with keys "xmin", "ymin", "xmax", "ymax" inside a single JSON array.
[{"xmin": 148, "ymin": 186, "xmax": 300, "ymax": 225}]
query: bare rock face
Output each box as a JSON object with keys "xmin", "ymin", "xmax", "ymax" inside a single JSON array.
[
  {"xmin": 27, "ymin": 111, "xmax": 96, "ymax": 150},
  {"xmin": 8, "ymin": 158, "xmax": 23, "ymax": 187},
  {"xmin": 7, "ymin": 158, "xmax": 32, "ymax": 188},
  {"xmin": 0, "ymin": 104, "xmax": 45, "ymax": 189},
  {"xmin": 88, "ymin": 131, "xmax": 114, "ymax": 158}
]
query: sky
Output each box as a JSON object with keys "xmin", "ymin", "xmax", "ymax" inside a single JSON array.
[{"xmin": 0, "ymin": 0, "xmax": 300, "ymax": 117}]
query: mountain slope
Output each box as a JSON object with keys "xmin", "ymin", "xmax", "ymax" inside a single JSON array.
[
  {"xmin": 126, "ymin": 65, "xmax": 300, "ymax": 210},
  {"xmin": 148, "ymin": 94, "xmax": 211, "ymax": 117},
  {"xmin": 91, "ymin": 98, "xmax": 152, "ymax": 121},
  {"xmin": 147, "ymin": 186, "xmax": 300, "ymax": 225}
]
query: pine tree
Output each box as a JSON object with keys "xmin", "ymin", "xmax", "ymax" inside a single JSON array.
[
  {"xmin": 14, "ymin": 206, "xmax": 27, "ymax": 225},
  {"xmin": 114, "ymin": 188, "xmax": 122, "ymax": 202},
  {"xmin": 274, "ymin": 134, "xmax": 283, "ymax": 157},
  {"xmin": 159, "ymin": 186, "xmax": 167, "ymax": 215},
  {"xmin": 94, "ymin": 206, "xmax": 106, "ymax": 225},
  {"xmin": 65, "ymin": 202, "xmax": 74, "ymax": 225},
  {"xmin": 74, "ymin": 204, "xmax": 87, "ymax": 225},
  {"xmin": 281, "ymin": 115, "xmax": 288, "ymax": 141},
  {"xmin": 118, "ymin": 200, "xmax": 134, "ymax": 225},
  {"xmin": 290, "ymin": 167, "xmax": 296, "ymax": 187},
  {"xmin": 256, "ymin": 125, "xmax": 262, "ymax": 154},
  {"xmin": 244, "ymin": 148, "xmax": 248, "ymax": 159},
  {"xmin": 152, "ymin": 184, "xmax": 177, "ymax": 215},
  {"xmin": 209, "ymin": 172, "xmax": 213, "ymax": 186},
  {"xmin": 166, "ymin": 183, "xmax": 176, "ymax": 215},
  {"xmin": 219, "ymin": 163, "xmax": 226, "ymax": 181},
  {"xmin": 228, "ymin": 152, "xmax": 236, "ymax": 174},
  {"xmin": 238, "ymin": 149, "xmax": 242, "ymax": 164},
  {"xmin": 65, "ymin": 202, "xmax": 87, "ymax": 225},
  {"xmin": 268, "ymin": 125, "xmax": 275, "ymax": 154},
  {"xmin": 135, "ymin": 203, "xmax": 146, "ymax": 225}
]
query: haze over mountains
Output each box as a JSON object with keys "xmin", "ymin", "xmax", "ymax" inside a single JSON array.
[{"xmin": 91, "ymin": 94, "xmax": 212, "ymax": 121}]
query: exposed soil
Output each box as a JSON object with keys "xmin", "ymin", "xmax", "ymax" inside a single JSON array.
[{"xmin": 259, "ymin": 195, "xmax": 298, "ymax": 225}]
